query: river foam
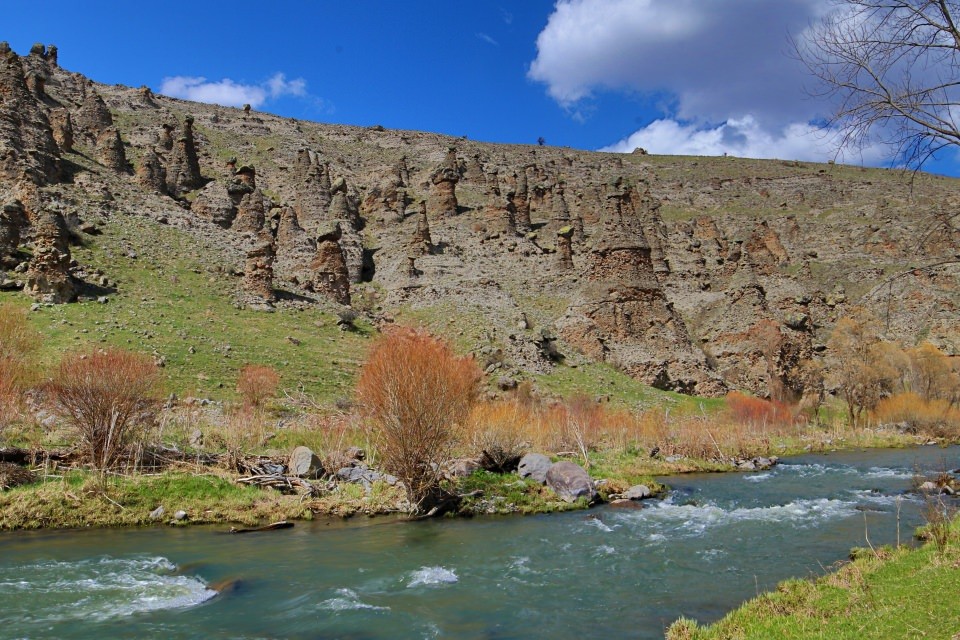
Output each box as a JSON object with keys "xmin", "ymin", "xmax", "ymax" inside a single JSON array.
[
  {"xmin": 407, "ymin": 566, "xmax": 458, "ymax": 588},
  {"xmin": 0, "ymin": 555, "xmax": 216, "ymax": 624}
]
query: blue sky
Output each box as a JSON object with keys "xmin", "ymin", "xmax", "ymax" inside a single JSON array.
[{"xmin": 6, "ymin": 1, "xmax": 960, "ymax": 176}]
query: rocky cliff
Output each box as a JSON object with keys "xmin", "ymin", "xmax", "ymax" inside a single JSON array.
[{"xmin": 1, "ymin": 43, "xmax": 957, "ymax": 400}]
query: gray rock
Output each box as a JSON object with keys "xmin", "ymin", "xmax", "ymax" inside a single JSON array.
[
  {"xmin": 288, "ymin": 446, "xmax": 323, "ymax": 479},
  {"xmin": 149, "ymin": 505, "xmax": 165, "ymax": 520},
  {"xmin": 337, "ymin": 464, "xmax": 397, "ymax": 487},
  {"xmin": 517, "ymin": 453, "xmax": 553, "ymax": 484},
  {"xmin": 918, "ymin": 481, "xmax": 939, "ymax": 493},
  {"xmin": 344, "ymin": 446, "xmax": 365, "ymax": 462},
  {"xmin": 188, "ymin": 429, "xmax": 203, "ymax": 447},
  {"xmin": 173, "ymin": 510, "xmax": 187, "ymax": 521},
  {"xmin": 446, "ymin": 458, "xmax": 480, "ymax": 478},
  {"xmin": 624, "ymin": 484, "xmax": 652, "ymax": 500},
  {"xmin": 545, "ymin": 461, "xmax": 596, "ymax": 503}
]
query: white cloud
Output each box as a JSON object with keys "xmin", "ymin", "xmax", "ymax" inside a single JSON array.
[
  {"xmin": 527, "ymin": 0, "xmax": 894, "ymax": 163},
  {"xmin": 477, "ymin": 32, "xmax": 499, "ymax": 46},
  {"xmin": 530, "ymin": 0, "xmax": 830, "ymax": 125},
  {"xmin": 600, "ymin": 115, "xmax": 888, "ymax": 165},
  {"xmin": 160, "ymin": 72, "xmax": 308, "ymax": 108}
]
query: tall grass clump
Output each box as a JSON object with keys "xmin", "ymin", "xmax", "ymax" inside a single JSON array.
[
  {"xmin": 48, "ymin": 348, "xmax": 160, "ymax": 476},
  {"xmin": 356, "ymin": 328, "xmax": 481, "ymax": 514}
]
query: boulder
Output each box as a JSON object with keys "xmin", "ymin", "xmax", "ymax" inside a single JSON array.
[
  {"xmin": 517, "ymin": 453, "xmax": 553, "ymax": 484},
  {"xmin": 336, "ymin": 464, "xmax": 397, "ymax": 487},
  {"xmin": 446, "ymin": 458, "xmax": 481, "ymax": 478},
  {"xmin": 546, "ymin": 461, "xmax": 596, "ymax": 503},
  {"xmin": 623, "ymin": 484, "xmax": 652, "ymax": 500},
  {"xmin": 288, "ymin": 446, "xmax": 323, "ymax": 479}
]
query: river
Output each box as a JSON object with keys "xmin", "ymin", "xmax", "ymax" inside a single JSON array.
[{"xmin": 1, "ymin": 445, "xmax": 956, "ymax": 639}]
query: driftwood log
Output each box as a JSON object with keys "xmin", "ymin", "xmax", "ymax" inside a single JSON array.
[{"xmin": 229, "ymin": 521, "xmax": 294, "ymax": 534}]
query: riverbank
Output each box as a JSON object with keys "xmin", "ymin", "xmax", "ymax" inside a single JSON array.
[
  {"xmin": 667, "ymin": 519, "xmax": 960, "ymax": 639},
  {"xmin": 0, "ymin": 427, "xmax": 934, "ymax": 531}
]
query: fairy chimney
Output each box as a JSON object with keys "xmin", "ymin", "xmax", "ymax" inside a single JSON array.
[
  {"xmin": 409, "ymin": 200, "xmax": 433, "ymax": 256},
  {"xmin": 243, "ymin": 231, "xmax": 276, "ymax": 304},
  {"xmin": 165, "ymin": 115, "xmax": 204, "ymax": 197},
  {"xmin": 24, "ymin": 209, "xmax": 76, "ymax": 303},
  {"xmin": 311, "ymin": 222, "xmax": 351, "ymax": 305},
  {"xmin": 74, "ymin": 88, "xmax": 113, "ymax": 144},
  {"xmin": 556, "ymin": 226, "xmax": 574, "ymax": 271},
  {"xmin": 514, "ymin": 169, "xmax": 531, "ymax": 232},
  {"xmin": 96, "ymin": 127, "xmax": 129, "ymax": 173},
  {"xmin": 135, "ymin": 149, "xmax": 167, "ymax": 194},
  {"xmin": 427, "ymin": 167, "xmax": 459, "ymax": 218}
]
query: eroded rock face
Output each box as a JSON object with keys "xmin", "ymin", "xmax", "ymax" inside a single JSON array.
[
  {"xmin": 49, "ymin": 109, "xmax": 73, "ymax": 153},
  {"xmin": 0, "ymin": 201, "xmax": 26, "ymax": 268},
  {"xmin": 311, "ymin": 222, "xmax": 351, "ymax": 305},
  {"xmin": 191, "ymin": 181, "xmax": 236, "ymax": 228},
  {"xmin": 557, "ymin": 183, "xmax": 723, "ymax": 395},
  {"xmin": 274, "ymin": 205, "xmax": 315, "ymax": 286},
  {"xmin": 0, "ymin": 46, "xmax": 61, "ymax": 185},
  {"xmin": 292, "ymin": 148, "xmax": 331, "ymax": 233},
  {"xmin": 74, "ymin": 87, "xmax": 113, "ymax": 144},
  {"xmin": 24, "ymin": 209, "xmax": 75, "ymax": 303},
  {"xmin": 234, "ymin": 190, "xmax": 266, "ymax": 235}
]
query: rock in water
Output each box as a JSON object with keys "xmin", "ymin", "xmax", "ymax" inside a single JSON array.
[
  {"xmin": 545, "ymin": 461, "xmax": 596, "ymax": 503},
  {"xmin": 517, "ymin": 453, "xmax": 553, "ymax": 484},
  {"xmin": 624, "ymin": 484, "xmax": 652, "ymax": 500},
  {"xmin": 288, "ymin": 446, "xmax": 323, "ymax": 479}
]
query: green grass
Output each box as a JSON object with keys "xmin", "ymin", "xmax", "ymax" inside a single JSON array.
[
  {"xmin": 455, "ymin": 469, "xmax": 588, "ymax": 515},
  {"xmin": 534, "ymin": 361, "xmax": 725, "ymax": 413},
  {"xmin": 0, "ymin": 470, "xmax": 308, "ymax": 529},
  {"xmin": 3, "ymin": 214, "xmax": 373, "ymax": 403},
  {"xmin": 667, "ymin": 529, "xmax": 960, "ymax": 639}
]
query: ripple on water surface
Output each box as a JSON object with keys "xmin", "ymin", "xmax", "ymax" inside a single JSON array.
[{"xmin": 0, "ymin": 555, "xmax": 216, "ymax": 625}]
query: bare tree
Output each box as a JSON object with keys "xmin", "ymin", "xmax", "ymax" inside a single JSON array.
[{"xmin": 796, "ymin": 0, "xmax": 960, "ymax": 170}]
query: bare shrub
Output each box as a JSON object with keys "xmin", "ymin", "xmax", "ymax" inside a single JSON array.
[
  {"xmin": 0, "ymin": 304, "xmax": 40, "ymax": 433},
  {"xmin": 48, "ymin": 348, "xmax": 160, "ymax": 473},
  {"xmin": 466, "ymin": 401, "xmax": 529, "ymax": 472},
  {"xmin": 356, "ymin": 328, "xmax": 481, "ymax": 513},
  {"xmin": 236, "ymin": 364, "xmax": 280, "ymax": 409}
]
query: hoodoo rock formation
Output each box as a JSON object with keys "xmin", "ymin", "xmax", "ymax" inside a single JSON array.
[{"xmin": 0, "ymin": 42, "xmax": 956, "ymax": 401}]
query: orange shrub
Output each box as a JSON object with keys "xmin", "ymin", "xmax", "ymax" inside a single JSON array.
[
  {"xmin": 872, "ymin": 392, "xmax": 960, "ymax": 437},
  {"xmin": 726, "ymin": 391, "xmax": 795, "ymax": 427},
  {"xmin": 0, "ymin": 304, "xmax": 40, "ymax": 433},
  {"xmin": 237, "ymin": 364, "xmax": 280, "ymax": 408},
  {"xmin": 356, "ymin": 328, "xmax": 481, "ymax": 513},
  {"xmin": 48, "ymin": 348, "xmax": 160, "ymax": 472}
]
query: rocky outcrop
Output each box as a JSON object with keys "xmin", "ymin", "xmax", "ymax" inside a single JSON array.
[
  {"xmin": 190, "ymin": 181, "xmax": 236, "ymax": 228},
  {"xmin": 49, "ymin": 109, "xmax": 73, "ymax": 153},
  {"xmin": 556, "ymin": 226, "xmax": 574, "ymax": 270},
  {"xmin": 409, "ymin": 200, "xmax": 433, "ymax": 256},
  {"xmin": 74, "ymin": 87, "xmax": 113, "ymax": 144},
  {"xmin": 292, "ymin": 148, "xmax": 331, "ymax": 233},
  {"xmin": 0, "ymin": 45, "xmax": 61, "ymax": 185},
  {"xmin": 311, "ymin": 222, "xmax": 351, "ymax": 305},
  {"xmin": 427, "ymin": 167, "xmax": 459, "ymax": 218},
  {"xmin": 234, "ymin": 190, "xmax": 266, "ymax": 235},
  {"xmin": 135, "ymin": 149, "xmax": 166, "ymax": 194},
  {"xmin": 95, "ymin": 127, "xmax": 128, "ymax": 173},
  {"xmin": 24, "ymin": 208, "xmax": 75, "ymax": 303},
  {"xmin": 557, "ymin": 183, "xmax": 723, "ymax": 395},
  {"xmin": 274, "ymin": 206, "xmax": 315, "ymax": 286},
  {"xmin": 165, "ymin": 116, "xmax": 204, "ymax": 198},
  {"xmin": 242, "ymin": 231, "xmax": 276, "ymax": 305}
]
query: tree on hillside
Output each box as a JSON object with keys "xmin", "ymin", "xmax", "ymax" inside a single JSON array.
[
  {"xmin": 826, "ymin": 308, "xmax": 903, "ymax": 426},
  {"xmin": 797, "ymin": 0, "xmax": 960, "ymax": 170}
]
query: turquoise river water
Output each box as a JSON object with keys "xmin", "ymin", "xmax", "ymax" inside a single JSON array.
[{"xmin": 1, "ymin": 445, "xmax": 957, "ymax": 639}]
